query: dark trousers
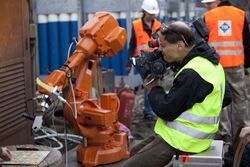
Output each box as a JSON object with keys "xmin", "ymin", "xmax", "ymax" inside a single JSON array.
[{"xmin": 121, "ymin": 134, "xmax": 181, "ymax": 167}]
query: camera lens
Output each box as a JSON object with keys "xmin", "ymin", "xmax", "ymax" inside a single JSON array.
[{"xmin": 152, "ymin": 60, "xmax": 166, "ymax": 75}]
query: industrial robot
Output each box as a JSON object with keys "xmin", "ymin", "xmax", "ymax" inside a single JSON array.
[{"xmin": 36, "ymin": 12, "xmax": 129, "ymax": 167}]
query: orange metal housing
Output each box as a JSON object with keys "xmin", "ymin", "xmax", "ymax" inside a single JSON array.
[{"xmin": 38, "ymin": 12, "xmax": 129, "ymax": 166}]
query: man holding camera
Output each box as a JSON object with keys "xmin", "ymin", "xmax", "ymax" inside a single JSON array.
[{"xmin": 122, "ymin": 21, "xmax": 231, "ymax": 167}]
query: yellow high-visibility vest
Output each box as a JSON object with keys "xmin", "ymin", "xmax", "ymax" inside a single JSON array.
[{"xmin": 155, "ymin": 56, "xmax": 225, "ymax": 153}]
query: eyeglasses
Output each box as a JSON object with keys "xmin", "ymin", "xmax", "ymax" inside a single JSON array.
[{"xmin": 159, "ymin": 23, "xmax": 189, "ymax": 47}]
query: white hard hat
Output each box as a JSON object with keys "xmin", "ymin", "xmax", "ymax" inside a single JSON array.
[
  {"xmin": 141, "ymin": 0, "xmax": 159, "ymax": 15},
  {"xmin": 201, "ymin": 0, "xmax": 217, "ymax": 3}
]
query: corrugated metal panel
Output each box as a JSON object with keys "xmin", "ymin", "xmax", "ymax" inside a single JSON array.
[
  {"xmin": 0, "ymin": 0, "xmax": 34, "ymax": 145},
  {"xmin": 0, "ymin": 59, "xmax": 27, "ymax": 137}
]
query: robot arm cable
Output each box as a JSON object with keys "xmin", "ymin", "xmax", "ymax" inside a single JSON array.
[
  {"xmin": 69, "ymin": 78, "xmax": 77, "ymax": 119},
  {"xmin": 67, "ymin": 41, "xmax": 78, "ymax": 119}
]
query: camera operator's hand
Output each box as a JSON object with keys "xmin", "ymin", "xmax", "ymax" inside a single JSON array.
[{"xmin": 144, "ymin": 76, "xmax": 160, "ymax": 90}]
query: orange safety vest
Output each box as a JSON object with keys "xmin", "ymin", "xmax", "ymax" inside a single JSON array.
[
  {"xmin": 204, "ymin": 6, "xmax": 245, "ymax": 67},
  {"xmin": 133, "ymin": 18, "xmax": 161, "ymax": 56}
]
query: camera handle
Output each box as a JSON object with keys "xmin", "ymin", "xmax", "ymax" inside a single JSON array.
[{"xmin": 192, "ymin": 18, "xmax": 210, "ymax": 41}]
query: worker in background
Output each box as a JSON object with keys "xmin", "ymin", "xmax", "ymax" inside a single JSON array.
[
  {"xmin": 126, "ymin": 0, "xmax": 161, "ymax": 121},
  {"xmin": 203, "ymin": 0, "xmax": 250, "ymax": 145},
  {"xmin": 122, "ymin": 21, "xmax": 231, "ymax": 167},
  {"xmin": 201, "ymin": 0, "xmax": 219, "ymax": 11},
  {"xmin": 0, "ymin": 147, "xmax": 12, "ymax": 161}
]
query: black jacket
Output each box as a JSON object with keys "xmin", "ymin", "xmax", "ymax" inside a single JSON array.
[{"xmin": 148, "ymin": 40, "xmax": 232, "ymax": 121}]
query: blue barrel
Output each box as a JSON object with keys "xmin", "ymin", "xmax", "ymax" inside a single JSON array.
[
  {"xmin": 48, "ymin": 14, "xmax": 60, "ymax": 71},
  {"xmin": 38, "ymin": 15, "xmax": 49, "ymax": 75},
  {"xmin": 59, "ymin": 13, "xmax": 70, "ymax": 65},
  {"xmin": 119, "ymin": 12, "xmax": 128, "ymax": 76},
  {"xmin": 101, "ymin": 58, "xmax": 111, "ymax": 69}
]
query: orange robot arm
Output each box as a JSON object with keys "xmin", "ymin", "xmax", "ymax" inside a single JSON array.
[
  {"xmin": 37, "ymin": 12, "xmax": 129, "ymax": 166},
  {"xmin": 40, "ymin": 12, "xmax": 126, "ymax": 95}
]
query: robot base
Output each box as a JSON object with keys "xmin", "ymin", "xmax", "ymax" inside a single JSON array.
[{"xmin": 77, "ymin": 133, "xmax": 130, "ymax": 167}]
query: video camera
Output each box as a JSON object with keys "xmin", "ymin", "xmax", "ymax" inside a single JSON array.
[
  {"xmin": 131, "ymin": 49, "xmax": 167, "ymax": 81},
  {"xmin": 130, "ymin": 18, "xmax": 209, "ymax": 84},
  {"xmin": 130, "ymin": 27, "xmax": 170, "ymax": 85}
]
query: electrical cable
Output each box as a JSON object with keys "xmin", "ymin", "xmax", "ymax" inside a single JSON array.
[
  {"xmin": 37, "ymin": 127, "xmax": 82, "ymax": 140},
  {"xmin": 67, "ymin": 41, "xmax": 74, "ymax": 59},
  {"xmin": 34, "ymin": 40, "xmax": 78, "ymax": 164},
  {"xmin": 69, "ymin": 78, "xmax": 77, "ymax": 119},
  {"xmin": 51, "ymin": 99, "xmax": 60, "ymax": 132},
  {"xmin": 41, "ymin": 128, "xmax": 63, "ymax": 149},
  {"xmin": 34, "ymin": 124, "xmax": 82, "ymax": 145},
  {"xmin": 64, "ymin": 117, "xmax": 68, "ymax": 167},
  {"xmin": 34, "ymin": 127, "xmax": 83, "ymax": 151},
  {"xmin": 66, "ymin": 41, "xmax": 78, "ymax": 119},
  {"xmin": 70, "ymin": 79, "xmax": 77, "ymax": 119},
  {"xmin": 33, "ymin": 40, "xmax": 79, "ymax": 163},
  {"xmin": 64, "ymin": 100, "xmax": 75, "ymax": 119},
  {"xmin": 38, "ymin": 128, "xmax": 64, "ymax": 150},
  {"xmin": 34, "ymin": 132, "xmax": 82, "ymax": 141},
  {"xmin": 59, "ymin": 137, "xmax": 81, "ymax": 144}
]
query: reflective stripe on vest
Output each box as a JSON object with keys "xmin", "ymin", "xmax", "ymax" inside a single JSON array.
[
  {"xmin": 133, "ymin": 18, "xmax": 161, "ymax": 56},
  {"xmin": 177, "ymin": 111, "xmax": 219, "ymax": 124},
  {"xmin": 209, "ymin": 41, "xmax": 243, "ymax": 47},
  {"xmin": 164, "ymin": 111, "xmax": 219, "ymax": 139},
  {"xmin": 204, "ymin": 6, "xmax": 245, "ymax": 67},
  {"xmin": 154, "ymin": 56, "xmax": 225, "ymax": 153},
  {"xmin": 164, "ymin": 121, "xmax": 215, "ymax": 139},
  {"xmin": 216, "ymin": 50, "xmax": 244, "ymax": 55}
]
